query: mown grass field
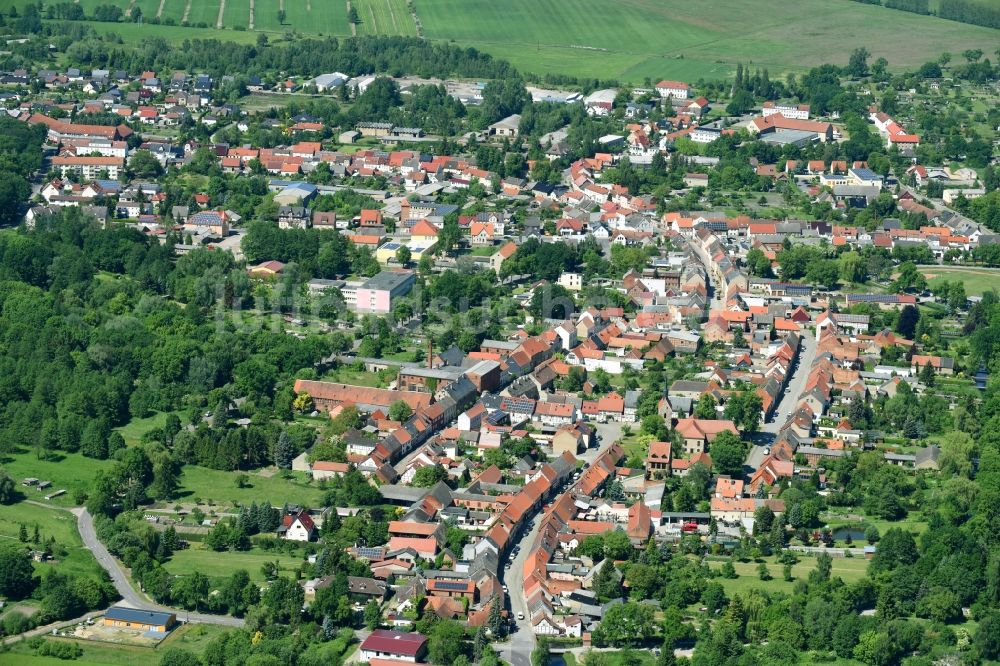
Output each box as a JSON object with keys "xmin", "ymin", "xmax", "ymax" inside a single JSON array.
[
  {"xmin": 705, "ymin": 554, "xmax": 869, "ymax": 597},
  {"xmin": 1, "ymin": 448, "xmax": 324, "ymax": 510},
  {"xmin": 113, "ymin": 410, "xmax": 176, "ymax": 446},
  {"xmin": 163, "ymin": 541, "xmax": 306, "ymax": 583},
  {"xmin": 173, "ymin": 465, "xmax": 325, "ymax": 508},
  {"xmin": 920, "ymin": 266, "xmax": 1000, "ymax": 296},
  {"xmin": 0, "ymin": 452, "xmax": 106, "ymax": 508},
  {"xmin": 2, "ymin": 0, "xmax": 996, "ymax": 82}
]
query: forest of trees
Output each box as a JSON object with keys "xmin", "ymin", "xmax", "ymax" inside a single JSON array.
[{"xmin": 0, "ymin": 209, "xmax": 338, "ymax": 458}]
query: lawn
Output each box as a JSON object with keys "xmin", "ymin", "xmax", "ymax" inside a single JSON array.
[
  {"xmin": 822, "ymin": 509, "xmax": 928, "ymax": 539},
  {"xmin": 0, "ymin": 451, "xmax": 108, "ymax": 508},
  {"xmin": 321, "ymin": 364, "xmax": 397, "ymax": 387},
  {"xmin": 164, "ymin": 542, "xmax": 306, "ymax": 583},
  {"xmin": 0, "ymin": 502, "xmax": 102, "ymax": 579},
  {"xmin": 175, "ymin": 465, "xmax": 325, "ymax": 508},
  {"xmin": 1, "ymin": 444, "xmax": 323, "ymax": 512},
  {"xmin": 561, "ymin": 651, "xmax": 657, "ymax": 666},
  {"xmin": 114, "ymin": 410, "xmax": 178, "ymax": 446},
  {"xmin": 706, "ymin": 554, "xmax": 869, "ymax": 597},
  {"xmin": 920, "ymin": 266, "xmax": 1000, "ymax": 296},
  {"xmin": 0, "ymin": 624, "xmax": 231, "ymax": 666},
  {"xmin": 618, "ymin": 433, "xmax": 650, "ymax": 465}
]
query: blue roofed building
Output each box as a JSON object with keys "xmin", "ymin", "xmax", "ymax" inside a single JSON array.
[{"xmin": 103, "ymin": 607, "xmax": 176, "ymax": 633}]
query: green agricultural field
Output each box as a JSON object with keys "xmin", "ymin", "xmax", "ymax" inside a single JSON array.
[
  {"xmin": 156, "ymin": 0, "xmax": 188, "ymax": 22},
  {"xmin": 185, "ymin": 0, "xmax": 221, "ymax": 26},
  {"xmin": 133, "ymin": 0, "xmax": 163, "ymax": 20},
  {"xmin": 415, "ymin": 0, "xmax": 1000, "ymax": 81},
  {"xmin": 920, "ymin": 266, "xmax": 1000, "ymax": 296},
  {"xmin": 353, "ymin": 0, "xmax": 416, "ymax": 36},
  {"xmin": 223, "ymin": 0, "xmax": 252, "ymax": 30},
  {"xmin": 75, "ymin": 0, "xmax": 122, "ymax": 15},
  {"xmin": 7, "ymin": 0, "xmax": 997, "ymax": 81},
  {"xmin": 163, "ymin": 542, "xmax": 306, "ymax": 583}
]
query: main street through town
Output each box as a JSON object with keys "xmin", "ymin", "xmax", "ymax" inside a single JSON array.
[
  {"xmin": 746, "ymin": 331, "xmax": 818, "ymax": 469},
  {"xmin": 495, "ymin": 424, "xmax": 621, "ymax": 666}
]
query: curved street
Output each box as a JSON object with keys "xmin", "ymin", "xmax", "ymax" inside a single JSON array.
[{"xmin": 74, "ymin": 507, "xmax": 246, "ymax": 628}]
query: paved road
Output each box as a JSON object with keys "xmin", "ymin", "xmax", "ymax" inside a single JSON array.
[
  {"xmin": 497, "ymin": 512, "xmax": 543, "ymax": 666},
  {"xmin": 761, "ymin": 333, "xmax": 817, "ymax": 435},
  {"xmin": 492, "ymin": 432, "xmax": 621, "ymax": 666},
  {"xmin": 75, "ymin": 508, "xmax": 245, "ymax": 627},
  {"xmin": 746, "ymin": 332, "xmax": 817, "ymax": 469}
]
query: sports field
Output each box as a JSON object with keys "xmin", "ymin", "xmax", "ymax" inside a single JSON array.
[{"xmin": 1, "ymin": 0, "xmax": 997, "ymax": 81}]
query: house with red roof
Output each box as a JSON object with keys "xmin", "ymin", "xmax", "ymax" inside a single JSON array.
[
  {"xmin": 359, "ymin": 629, "xmax": 428, "ymax": 663},
  {"xmin": 655, "ymin": 80, "xmax": 690, "ymax": 99},
  {"xmin": 279, "ymin": 510, "xmax": 315, "ymax": 541}
]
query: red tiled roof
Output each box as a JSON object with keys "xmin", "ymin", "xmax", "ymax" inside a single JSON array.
[{"xmin": 360, "ymin": 630, "xmax": 427, "ymax": 657}]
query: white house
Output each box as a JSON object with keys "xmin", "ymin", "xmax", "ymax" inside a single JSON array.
[
  {"xmin": 532, "ymin": 614, "xmax": 562, "ymax": 636},
  {"xmin": 557, "ymin": 272, "xmax": 583, "ymax": 291},
  {"xmin": 762, "ymin": 102, "xmax": 810, "ymax": 120},
  {"xmin": 655, "ymin": 80, "xmax": 690, "ymax": 99},
  {"xmin": 279, "ymin": 510, "xmax": 315, "ymax": 541}
]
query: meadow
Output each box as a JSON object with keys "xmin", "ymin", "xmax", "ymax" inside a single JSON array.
[
  {"xmin": 920, "ymin": 266, "xmax": 1000, "ymax": 296},
  {"xmin": 0, "ymin": 502, "xmax": 102, "ymax": 578},
  {"xmin": 0, "ymin": 448, "xmax": 325, "ymax": 510},
  {"xmin": 163, "ymin": 541, "xmax": 307, "ymax": 583},
  {"xmin": 705, "ymin": 553, "xmax": 870, "ymax": 597},
  {"xmin": 2, "ymin": 0, "xmax": 996, "ymax": 82}
]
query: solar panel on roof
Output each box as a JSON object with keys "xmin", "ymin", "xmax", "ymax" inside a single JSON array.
[
  {"xmin": 357, "ymin": 547, "xmax": 384, "ymax": 560},
  {"xmin": 434, "ymin": 581, "xmax": 470, "ymax": 591}
]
